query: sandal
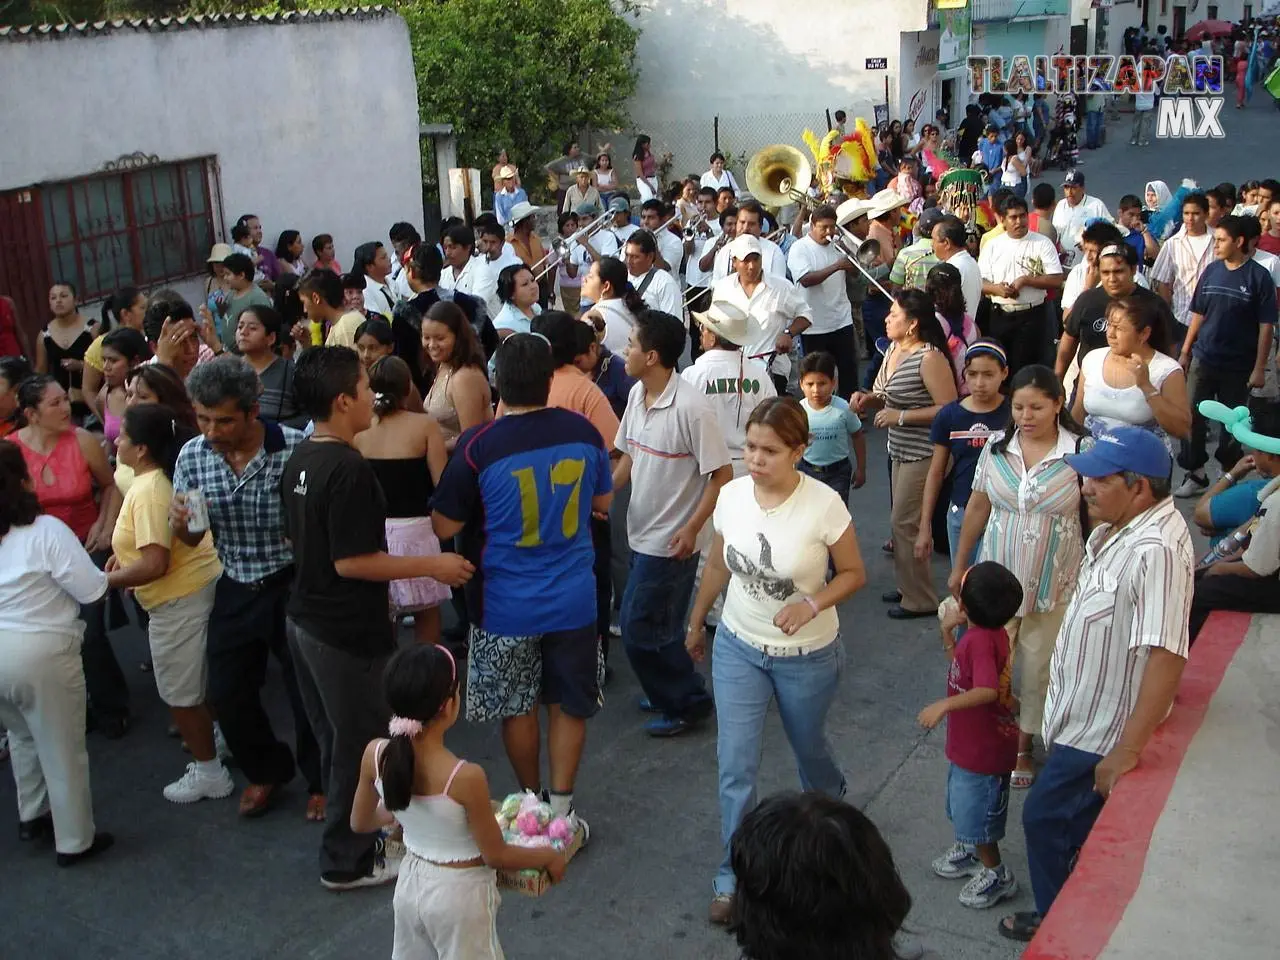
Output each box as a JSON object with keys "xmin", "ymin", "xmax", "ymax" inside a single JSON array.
[
  {"xmin": 306, "ymin": 794, "xmax": 327, "ymax": 822},
  {"xmin": 998, "ymin": 911, "xmax": 1042, "ymax": 942},
  {"xmin": 239, "ymin": 783, "xmax": 278, "ymax": 819},
  {"xmin": 1011, "ymin": 751, "xmax": 1036, "ymax": 790},
  {"xmin": 882, "ymin": 538, "xmax": 895, "ymax": 555}
]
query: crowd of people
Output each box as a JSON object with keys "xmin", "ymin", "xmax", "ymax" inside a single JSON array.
[{"xmin": 2, "ymin": 84, "xmax": 1279, "ymax": 957}]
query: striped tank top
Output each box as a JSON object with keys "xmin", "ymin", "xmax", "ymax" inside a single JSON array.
[{"xmin": 875, "ymin": 345, "xmax": 939, "ymax": 462}]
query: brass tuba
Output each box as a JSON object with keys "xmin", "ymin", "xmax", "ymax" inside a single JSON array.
[{"xmin": 745, "ymin": 145, "xmax": 813, "ymax": 208}]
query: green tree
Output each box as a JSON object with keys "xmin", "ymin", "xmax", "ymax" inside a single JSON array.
[{"xmin": 401, "ymin": 0, "xmax": 639, "ymax": 200}]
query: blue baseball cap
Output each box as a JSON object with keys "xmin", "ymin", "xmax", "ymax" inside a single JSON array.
[{"xmin": 1065, "ymin": 426, "xmax": 1171, "ymax": 479}]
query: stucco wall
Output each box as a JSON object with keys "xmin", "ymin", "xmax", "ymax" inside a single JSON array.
[{"xmin": 0, "ymin": 15, "xmax": 423, "ymax": 280}]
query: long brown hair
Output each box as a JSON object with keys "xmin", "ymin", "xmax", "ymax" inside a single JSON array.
[{"xmin": 423, "ymin": 301, "xmax": 485, "ymax": 372}]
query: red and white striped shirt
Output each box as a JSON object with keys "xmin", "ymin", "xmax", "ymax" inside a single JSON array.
[{"xmin": 1042, "ymin": 496, "xmax": 1193, "ymax": 757}]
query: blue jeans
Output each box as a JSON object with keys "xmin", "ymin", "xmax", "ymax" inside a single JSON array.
[
  {"xmin": 711, "ymin": 624, "xmax": 846, "ymax": 895},
  {"xmin": 1022, "ymin": 744, "xmax": 1105, "ymax": 915},
  {"xmin": 1084, "ymin": 109, "xmax": 1104, "ymax": 149},
  {"xmin": 799, "ymin": 458, "xmax": 852, "ymax": 505},
  {"xmin": 946, "ymin": 503, "xmax": 981, "ymax": 569},
  {"xmin": 947, "ymin": 764, "xmax": 1011, "ymax": 846},
  {"xmin": 620, "ymin": 552, "xmax": 713, "ymax": 721}
]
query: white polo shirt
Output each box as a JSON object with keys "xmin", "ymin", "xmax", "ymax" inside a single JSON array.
[
  {"xmin": 655, "ymin": 229, "xmax": 685, "ymax": 277},
  {"xmin": 680, "ymin": 348, "xmax": 777, "ymax": 466},
  {"xmin": 711, "ymin": 273, "xmax": 810, "ymax": 378},
  {"xmin": 978, "ymin": 230, "xmax": 1063, "ymax": 308},
  {"xmin": 439, "ymin": 255, "xmax": 486, "ymax": 316},
  {"xmin": 1051, "ymin": 194, "xmax": 1112, "ymax": 266},
  {"xmin": 615, "ymin": 372, "xmax": 731, "ymax": 556},
  {"xmin": 713, "ymin": 235, "xmax": 787, "ymax": 281},
  {"xmin": 473, "ymin": 249, "xmax": 524, "ymax": 322},
  {"xmin": 629, "ymin": 268, "xmax": 683, "ymax": 318},
  {"xmin": 787, "ymin": 235, "xmax": 851, "ymax": 335},
  {"xmin": 684, "ymin": 224, "xmax": 722, "ymax": 288},
  {"xmin": 945, "ymin": 249, "xmax": 983, "ymax": 321}
]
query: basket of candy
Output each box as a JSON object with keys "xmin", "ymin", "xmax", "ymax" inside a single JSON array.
[{"xmin": 492, "ymin": 791, "xmax": 586, "ymax": 896}]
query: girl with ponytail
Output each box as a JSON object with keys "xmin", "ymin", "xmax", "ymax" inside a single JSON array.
[
  {"xmin": 581, "ymin": 255, "xmax": 647, "ymax": 355},
  {"xmin": 352, "ymin": 645, "xmax": 567, "ymax": 958}
]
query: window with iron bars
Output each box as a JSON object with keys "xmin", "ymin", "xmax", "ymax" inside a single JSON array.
[{"xmin": 40, "ymin": 157, "xmax": 217, "ymax": 300}]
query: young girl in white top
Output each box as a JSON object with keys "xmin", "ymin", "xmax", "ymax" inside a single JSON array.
[{"xmin": 352, "ymin": 645, "xmax": 565, "ymax": 960}]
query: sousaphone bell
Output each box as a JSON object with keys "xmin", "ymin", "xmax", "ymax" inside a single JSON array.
[{"xmin": 745, "ymin": 145, "xmax": 813, "ymax": 208}]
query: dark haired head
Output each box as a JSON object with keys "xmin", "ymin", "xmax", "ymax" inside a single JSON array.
[
  {"xmin": 0, "ymin": 356, "xmax": 33, "ymax": 392},
  {"xmin": 274, "ymin": 230, "xmax": 302, "ymax": 261},
  {"xmin": 444, "ymin": 224, "xmax": 476, "ymax": 251},
  {"xmin": 355, "ymin": 316, "xmax": 395, "ymax": 348},
  {"xmin": 729, "ymin": 792, "xmax": 911, "ymax": 960},
  {"xmin": 1106, "ymin": 296, "xmax": 1172, "ymax": 356},
  {"xmin": 1216, "ymin": 214, "xmax": 1249, "ymax": 243},
  {"xmin": 991, "ymin": 364, "xmax": 1084, "ymax": 455},
  {"xmin": 594, "ymin": 256, "xmax": 647, "ymax": 316},
  {"xmin": 1182, "ymin": 191, "xmax": 1209, "ymax": 214},
  {"xmin": 241, "ymin": 303, "xmax": 284, "ymax": 343},
  {"xmin": 1032, "ymin": 182, "xmax": 1057, "ymax": 209},
  {"xmin": 1213, "ymin": 182, "xmax": 1237, "ymax": 206},
  {"xmin": 631, "ymin": 135, "xmax": 651, "ymax": 160},
  {"xmin": 479, "ymin": 221, "xmax": 506, "ymax": 243},
  {"xmin": 389, "ymin": 222, "xmax": 421, "ymax": 248},
  {"xmin": 960, "ymin": 561, "xmax": 1024, "ymax": 628},
  {"xmin": 423, "ymin": 301, "xmax": 486, "ymax": 371},
  {"xmin": 0, "ymin": 440, "xmax": 41, "ymax": 537},
  {"xmin": 410, "ymin": 242, "xmax": 445, "ymax": 284},
  {"xmin": 121, "ymin": 403, "xmax": 197, "ymax": 481},
  {"xmin": 223, "ymin": 253, "xmax": 254, "ymax": 283},
  {"xmin": 720, "ymin": 205, "xmax": 739, "ymax": 227},
  {"xmin": 342, "ymin": 272, "xmax": 366, "ymax": 295},
  {"xmin": 1000, "ymin": 195, "xmax": 1029, "ymax": 217},
  {"xmin": 369, "ymin": 355, "xmax": 413, "ymax": 416},
  {"xmin": 934, "ymin": 215, "xmax": 967, "ymax": 249},
  {"xmin": 100, "ymin": 286, "xmax": 144, "ymax": 334},
  {"xmin": 1118, "ymin": 193, "xmax": 1143, "ymax": 212},
  {"xmin": 799, "ymin": 351, "xmax": 838, "ymax": 381},
  {"xmin": 353, "ymin": 242, "xmax": 383, "ymax": 278},
  {"xmin": 497, "ymin": 263, "xmax": 533, "ymax": 305},
  {"xmin": 272, "ymin": 273, "xmax": 304, "ymax": 331},
  {"xmin": 293, "ymin": 346, "xmax": 364, "ymax": 422},
  {"xmin": 626, "ymin": 230, "xmax": 658, "ymax": 258},
  {"xmin": 746, "ymin": 397, "xmax": 810, "ymax": 450},
  {"xmin": 311, "ymin": 233, "xmax": 334, "ymax": 257},
  {"xmin": 737, "ymin": 198, "xmax": 765, "ymax": 224},
  {"xmin": 924, "ymin": 262, "xmax": 965, "ymax": 325},
  {"xmin": 894, "ymin": 289, "xmax": 951, "ymax": 358},
  {"xmin": 378, "ymin": 644, "xmax": 459, "ymax": 812},
  {"xmin": 298, "ymin": 268, "xmax": 344, "ymax": 309},
  {"xmin": 125, "ymin": 364, "xmax": 197, "ymax": 430},
  {"xmin": 810, "ymin": 204, "xmax": 838, "ymax": 224},
  {"xmin": 495, "ymin": 333, "xmax": 555, "ymax": 407},
  {"xmin": 142, "ymin": 291, "xmax": 195, "ymax": 344},
  {"xmin": 1081, "ymin": 221, "xmax": 1124, "ymax": 248},
  {"xmin": 101, "ymin": 326, "xmax": 150, "ymax": 366},
  {"xmin": 633, "ymin": 310, "xmax": 685, "ymax": 370},
  {"xmin": 231, "ymin": 222, "xmax": 251, "ymax": 244},
  {"xmin": 531, "ymin": 311, "xmax": 587, "ymax": 367}
]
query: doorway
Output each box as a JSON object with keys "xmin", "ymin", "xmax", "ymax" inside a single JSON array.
[{"xmin": 1173, "ymin": 5, "xmax": 1186, "ymax": 40}]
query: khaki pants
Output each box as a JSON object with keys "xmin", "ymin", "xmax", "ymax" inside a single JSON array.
[
  {"xmin": 0, "ymin": 630, "xmax": 96, "ymax": 854},
  {"xmin": 559, "ymin": 285, "xmax": 581, "ymax": 317},
  {"xmin": 891, "ymin": 458, "xmax": 937, "ymax": 613},
  {"xmin": 1007, "ymin": 606, "xmax": 1067, "ymax": 737}
]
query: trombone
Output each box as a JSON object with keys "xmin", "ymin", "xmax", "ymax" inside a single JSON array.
[
  {"xmin": 833, "ymin": 225, "xmax": 892, "ymax": 299},
  {"xmin": 529, "ymin": 210, "xmax": 611, "ymax": 279}
]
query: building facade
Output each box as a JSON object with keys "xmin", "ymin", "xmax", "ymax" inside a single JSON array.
[{"xmin": 0, "ymin": 8, "xmax": 422, "ymax": 334}]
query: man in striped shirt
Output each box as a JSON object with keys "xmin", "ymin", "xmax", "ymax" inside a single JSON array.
[
  {"xmin": 1149, "ymin": 192, "xmax": 1214, "ymax": 343},
  {"xmin": 998, "ymin": 426, "xmax": 1192, "ymax": 944}
]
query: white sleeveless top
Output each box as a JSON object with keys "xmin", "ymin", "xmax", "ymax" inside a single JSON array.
[
  {"xmin": 595, "ymin": 297, "xmax": 637, "ymax": 355},
  {"xmin": 374, "ymin": 745, "xmax": 483, "ymax": 864},
  {"xmin": 1081, "ymin": 348, "xmax": 1181, "ymax": 454}
]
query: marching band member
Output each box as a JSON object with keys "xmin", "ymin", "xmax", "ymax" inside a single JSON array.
[
  {"xmin": 684, "ymin": 189, "xmax": 723, "ymax": 360},
  {"xmin": 624, "ymin": 232, "xmax": 683, "ymax": 319},
  {"xmin": 699, "ymin": 201, "xmax": 786, "ymax": 282},
  {"xmin": 640, "ymin": 200, "xmax": 685, "ymax": 275},
  {"xmin": 787, "ymin": 204, "xmax": 858, "ymax": 399},
  {"xmin": 711, "ymin": 234, "xmax": 811, "ymax": 396}
]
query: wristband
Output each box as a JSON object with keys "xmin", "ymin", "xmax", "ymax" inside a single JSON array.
[{"xmin": 804, "ymin": 596, "xmax": 821, "ymax": 617}]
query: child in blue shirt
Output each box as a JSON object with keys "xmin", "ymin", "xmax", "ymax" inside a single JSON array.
[{"xmin": 798, "ymin": 351, "xmax": 867, "ymax": 504}]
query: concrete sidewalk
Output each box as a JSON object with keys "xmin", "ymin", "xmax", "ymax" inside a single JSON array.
[{"xmin": 1026, "ymin": 612, "xmax": 1280, "ymax": 960}]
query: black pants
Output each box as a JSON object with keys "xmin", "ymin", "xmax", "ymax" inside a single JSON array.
[
  {"xmin": 1179, "ymin": 360, "xmax": 1252, "ymax": 474},
  {"xmin": 986, "ymin": 303, "xmax": 1052, "ymax": 379},
  {"xmin": 801, "ymin": 326, "xmax": 859, "ymax": 401},
  {"xmin": 82, "ymin": 549, "xmax": 129, "ymax": 725},
  {"xmin": 591, "ymin": 513, "xmax": 612, "ymax": 663},
  {"xmin": 1189, "ymin": 568, "xmax": 1280, "ymax": 644},
  {"xmin": 771, "ymin": 373, "xmax": 789, "ymax": 397},
  {"xmin": 208, "ymin": 571, "xmax": 321, "ymax": 793},
  {"xmin": 286, "ymin": 619, "xmax": 391, "ymax": 879},
  {"xmin": 686, "ymin": 286, "xmax": 711, "ymax": 361}
]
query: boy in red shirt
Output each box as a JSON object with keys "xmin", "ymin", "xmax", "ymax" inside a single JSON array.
[{"xmin": 919, "ymin": 561, "xmax": 1024, "ymax": 909}]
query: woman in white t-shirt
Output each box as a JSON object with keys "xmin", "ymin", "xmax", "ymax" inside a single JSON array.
[
  {"xmin": 685, "ymin": 397, "xmax": 867, "ymax": 925},
  {"xmin": 0, "ymin": 440, "xmax": 113, "ymax": 864},
  {"xmin": 999, "ymin": 139, "xmax": 1028, "ymax": 199},
  {"xmin": 699, "ymin": 152, "xmax": 741, "ymax": 196},
  {"xmin": 1070, "ymin": 295, "xmax": 1190, "ymax": 455}
]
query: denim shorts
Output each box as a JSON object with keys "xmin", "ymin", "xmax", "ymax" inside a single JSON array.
[{"xmin": 946, "ymin": 763, "xmax": 1011, "ymax": 846}]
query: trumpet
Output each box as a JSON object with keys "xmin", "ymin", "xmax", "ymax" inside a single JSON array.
[
  {"xmin": 529, "ymin": 210, "xmax": 611, "ymax": 277},
  {"xmin": 683, "ymin": 213, "xmax": 711, "ymax": 239}
]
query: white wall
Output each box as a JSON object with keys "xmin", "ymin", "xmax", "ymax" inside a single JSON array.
[
  {"xmin": 0, "ymin": 15, "xmax": 423, "ymax": 283},
  {"xmin": 625, "ymin": 0, "xmax": 930, "ymax": 173}
]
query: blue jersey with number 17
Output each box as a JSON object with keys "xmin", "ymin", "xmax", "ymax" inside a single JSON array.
[{"xmin": 433, "ymin": 407, "xmax": 612, "ymax": 637}]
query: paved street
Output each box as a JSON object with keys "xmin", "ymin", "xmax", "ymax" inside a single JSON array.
[{"xmin": 3, "ymin": 94, "xmax": 1277, "ymax": 960}]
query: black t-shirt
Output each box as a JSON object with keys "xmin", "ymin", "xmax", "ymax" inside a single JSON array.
[
  {"xmin": 1066, "ymin": 284, "xmax": 1170, "ymax": 366},
  {"xmin": 957, "ymin": 116, "xmax": 984, "ymax": 160},
  {"xmin": 282, "ymin": 438, "xmax": 394, "ymax": 656}
]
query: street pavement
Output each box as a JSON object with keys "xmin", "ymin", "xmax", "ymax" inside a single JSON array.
[{"xmin": 3, "ymin": 94, "xmax": 1277, "ymax": 960}]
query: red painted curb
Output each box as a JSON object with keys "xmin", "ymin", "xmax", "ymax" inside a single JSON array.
[{"xmin": 1022, "ymin": 611, "xmax": 1254, "ymax": 960}]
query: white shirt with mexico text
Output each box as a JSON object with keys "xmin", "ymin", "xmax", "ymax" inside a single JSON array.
[
  {"xmin": 680, "ymin": 349, "xmax": 777, "ymax": 468},
  {"xmin": 787, "ymin": 235, "xmax": 852, "ymax": 335},
  {"xmin": 715, "ymin": 474, "xmax": 851, "ymax": 653}
]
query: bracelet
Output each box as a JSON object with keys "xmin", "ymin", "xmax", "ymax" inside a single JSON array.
[
  {"xmin": 1223, "ymin": 472, "xmax": 1237, "ymax": 487},
  {"xmin": 898, "ymin": 410, "xmax": 906, "ymax": 427},
  {"xmin": 804, "ymin": 596, "xmax": 821, "ymax": 617}
]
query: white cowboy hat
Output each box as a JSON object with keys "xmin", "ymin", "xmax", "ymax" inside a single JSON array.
[
  {"xmin": 691, "ymin": 300, "xmax": 752, "ymax": 346},
  {"xmin": 836, "ymin": 197, "xmax": 874, "ymax": 226},
  {"xmin": 507, "ymin": 200, "xmax": 539, "ymax": 224},
  {"xmin": 866, "ymin": 189, "xmax": 909, "ymax": 220},
  {"xmin": 497, "ymin": 164, "xmax": 518, "ymax": 180}
]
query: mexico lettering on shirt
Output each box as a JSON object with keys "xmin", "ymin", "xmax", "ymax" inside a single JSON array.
[{"xmin": 704, "ymin": 376, "xmax": 767, "ymax": 396}]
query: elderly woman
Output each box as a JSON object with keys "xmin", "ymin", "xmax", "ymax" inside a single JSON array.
[
  {"xmin": 1071, "ymin": 294, "xmax": 1190, "ymax": 456},
  {"xmin": 950, "ymin": 365, "xmax": 1087, "ymax": 789},
  {"xmin": 0, "ymin": 440, "xmax": 114, "ymax": 865}
]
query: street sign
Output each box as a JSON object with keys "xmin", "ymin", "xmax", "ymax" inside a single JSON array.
[{"xmin": 866, "ymin": 57, "xmax": 888, "ymax": 70}]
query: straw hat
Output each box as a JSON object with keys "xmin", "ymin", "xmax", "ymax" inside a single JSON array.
[
  {"xmin": 865, "ymin": 189, "xmax": 908, "ymax": 219},
  {"xmin": 507, "ymin": 200, "xmax": 539, "ymax": 225},
  {"xmin": 836, "ymin": 197, "xmax": 874, "ymax": 226},
  {"xmin": 691, "ymin": 301, "xmax": 752, "ymax": 346},
  {"xmin": 497, "ymin": 164, "xmax": 517, "ymax": 180},
  {"xmin": 206, "ymin": 243, "xmax": 232, "ymax": 263}
]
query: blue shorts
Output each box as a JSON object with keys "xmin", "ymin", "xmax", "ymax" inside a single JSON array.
[
  {"xmin": 946, "ymin": 763, "xmax": 1011, "ymax": 846},
  {"xmin": 465, "ymin": 623, "xmax": 602, "ymax": 724}
]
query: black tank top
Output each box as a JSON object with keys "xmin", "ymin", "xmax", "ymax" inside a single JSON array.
[
  {"xmin": 367, "ymin": 457, "xmax": 434, "ymax": 519},
  {"xmin": 43, "ymin": 326, "xmax": 94, "ymax": 394}
]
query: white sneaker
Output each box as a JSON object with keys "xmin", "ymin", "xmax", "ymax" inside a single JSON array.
[
  {"xmin": 959, "ymin": 865, "xmax": 1018, "ymax": 909},
  {"xmin": 163, "ymin": 761, "xmax": 235, "ymax": 804},
  {"xmin": 1174, "ymin": 472, "xmax": 1209, "ymax": 498},
  {"xmin": 931, "ymin": 842, "xmax": 983, "ymax": 879},
  {"xmin": 567, "ymin": 810, "xmax": 591, "ymax": 848}
]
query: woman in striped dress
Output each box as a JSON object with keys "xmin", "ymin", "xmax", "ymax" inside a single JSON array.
[
  {"xmin": 948, "ymin": 365, "xmax": 1086, "ymax": 788},
  {"xmin": 853, "ymin": 290, "xmax": 958, "ymax": 619}
]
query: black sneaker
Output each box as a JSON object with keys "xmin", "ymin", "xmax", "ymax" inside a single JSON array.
[{"xmin": 56, "ymin": 832, "xmax": 114, "ymax": 867}]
